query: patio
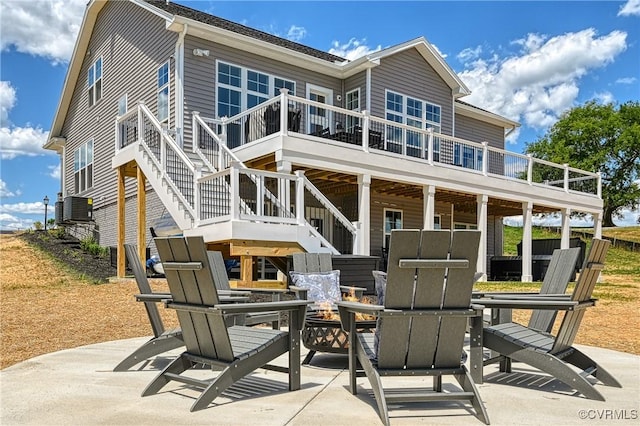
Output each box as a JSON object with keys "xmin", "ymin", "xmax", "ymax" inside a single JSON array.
[{"xmin": 1, "ymin": 336, "xmax": 637, "ymax": 425}]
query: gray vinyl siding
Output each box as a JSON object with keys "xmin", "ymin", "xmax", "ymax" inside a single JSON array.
[
  {"xmin": 455, "ymin": 113, "xmax": 505, "ymax": 149},
  {"xmin": 182, "ymin": 35, "xmax": 342, "ymax": 150},
  {"xmin": 59, "ymin": 1, "xmax": 176, "ymax": 244},
  {"xmin": 369, "ymin": 48, "xmax": 453, "ymax": 136}
]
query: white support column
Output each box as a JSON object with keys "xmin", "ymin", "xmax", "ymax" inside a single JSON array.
[
  {"xmin": 561, "ymin": 208, "xmax": 571, "ymax": 249},
  {"xmin": 277, "ymin": 160, "xmax": 292, "ymax": 219},
  {"xmin": 593, "ymin": 212, "xmax": 603, "ymax": 239},
  {"xmin": 357, "ymin": 174, "xmax": 371, "ymax": 255},
  {"xmin": 423, "ymin": 185, "xmax": 436, "ymax": 229},
  {"xmin": 522, "ymin": 201, "xmax": 533, "ymax": 282},
  {"xmin": 477, "ymin": 194, "xmax": 488, "ymax": 281}
]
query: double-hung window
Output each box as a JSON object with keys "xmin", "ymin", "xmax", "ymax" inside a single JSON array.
[
  {"xmin": 345, "ymin": 88, "xmax": 361, "ymax": 132},
  {"xmin": 157, "ymin": 62, "xmax": 170, "ymax": 122},
  {"xmin": 385, "ymin": 90, "xmax": 441, "ymax": 158},
  {"xmin": 383, "ymin": 208, "xmax": 403, "ymax": 249},
  {"xmin": 88, "ymin": 58, "xmax": 102, "ymax": 107},
  {"xmin": 74, "ymin": 140, "xmax": 93, "ymax": 193}
]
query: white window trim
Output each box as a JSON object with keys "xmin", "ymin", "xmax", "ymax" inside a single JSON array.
[
  {"xmin": 117, "ymin": 94, "xmax": 128, "ymax": 116},
  {"xmin": 453, "ymin": 222, "xmax": 478, "ymax": 230},
  {"xmin": 157, "ymin": 61, "xmax": 170, "ymax": 123},
  {"xmin": 383, "ymin": 208, "xmax": 403, "ymax": 248},
  {"xmin": 345, "ymin": 88, "xmax": 361, "ymax": 132},
  {"xmin": 88, "ymin": 57, "xmax": 103, "ymax": 107},
  {"xmin": 74, "ymin": 139, "xmax": 94, "ymax": 194},
  {"xmin": 384, "ymin": 90, "xmax": 442, "ymax": 155},
  {"xmin": 215, "ymin": 59, "xmax": 295, "ymax": 118},
  {"xmin": 434, "ymin": 214, "xmax": 442, "ymax": 229}
]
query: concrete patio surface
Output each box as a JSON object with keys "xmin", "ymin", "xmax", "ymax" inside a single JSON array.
[{"xmin": 1, "ymin": 336, "xmax": 638, "ymax": 425}]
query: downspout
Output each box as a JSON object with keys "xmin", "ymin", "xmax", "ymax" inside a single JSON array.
[
  {"xmin": 174, "ymin": 23, "xmax": 187, "ymax": 148},
  {"xmin": 365, "ymin": 67, "xmax": 371, "ymax": 112},
  {"xmin": 451, "ymin": 91, "xmax": 455, "ymax": 136}
]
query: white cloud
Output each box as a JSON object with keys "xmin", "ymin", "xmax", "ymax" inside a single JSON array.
[
  {"xmin": 0, "ymin": 0, "xmax": 85, "ymax": 64},
  {"xmin": 457, "ymin": 45, "xmax": 482, "ymax": 63},
  {"xmin": 0, "ymin": 201, "xmax": 46, "ymax": 215},
  {"xmin": 618, "ymin": 0, "xmax": 640, "ymax": 16},
  {"xmin": 0, "ymin": 213, "xmax": 34, "ymax": 231},
  {"xmin": 0, "ymin": 125, "xmax": 51, "ymax": 160},
  {"xmin": 0, "ymin": 81, "xmax": 16, "ymax": 126},
  {"xmin": 329, "ymin": 38, "xmax": 382, "ymax": 61},
  {"xmin": 616, "ymin": 77, "xmax": 637, "ymax": 84},
  {"xmin": 431, "ymin": 44, "xmax": 448, "ymax": 59},
  {"xmin": 286, "ymin": 25, "xmax": 306, "ymax": 42},
  {"xmin": 48, "ymin": 164, "xmax": 61, "ymax": 179},
  {"xmin": 0, "ymin": 179, "xmax": 17, "ymax": 197},
  {"xmin": 458, "ymin": 29, "xmax": 627, "ymax": 132},
  {"xmin": 0, "ymin": 81, "xmax": 52, "ymax": 159},
  {"xmin": 592, "ymin": 91, "xmax": 615, "ymax": 104}
]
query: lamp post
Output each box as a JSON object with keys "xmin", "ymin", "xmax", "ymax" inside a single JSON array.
[{"xmin": 43, "ymin": 195, "xmax": 49, "ymax": 231}]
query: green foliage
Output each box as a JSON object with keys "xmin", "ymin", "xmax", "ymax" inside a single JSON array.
[
  {"xmin": 525, "ymin": 101, "xmax": 640, "ymax": 227},
  {"xmin": 50, "ymin": 226, "xmax": 66, "ymax": 239},
  {"xmin": 502, "ymin": 226, "xmax": 558, "ymax": 255},
  {"xmin": 33, "ymin": 221, "xmax": 43, "ymax": 230},
  {"xmin": 80, "ymin": 236, "xmax": 109, "ymax": 258}
]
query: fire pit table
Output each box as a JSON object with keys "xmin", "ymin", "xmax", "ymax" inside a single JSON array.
[{"xmin": 301, "ymin": 309, "xmax": 376, "ymax": 365}]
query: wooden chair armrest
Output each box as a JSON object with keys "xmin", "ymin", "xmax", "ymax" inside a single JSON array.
[
  {"xmin": 289, "ymin": 286, "xmax": 309, "ymax": 300},
  {"xmin": 232, "ymin": 287, "xmax": 290, "ymax": 294},
  {"xmin": 336, "ymin": 301, "xmax": 384, "ymax": 330},
  {"xmin": 472, "ymin": 298, "xmax": 581, "ymax": 310}
]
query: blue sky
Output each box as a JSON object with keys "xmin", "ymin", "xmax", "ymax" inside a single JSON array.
[{"xmin": 1, "ymin": 0, "xmax": 639, "ymax": 230}]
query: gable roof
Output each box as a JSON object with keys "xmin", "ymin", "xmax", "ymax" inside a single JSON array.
[
  {"xmin": 145, "ymin": 1, "xmax": 345, "ymax": 63},
  {"xmin": 46, "ymin": 0, "xmax": 515, "ymax": 151}
]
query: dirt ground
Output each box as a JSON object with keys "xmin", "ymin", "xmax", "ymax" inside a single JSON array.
[{"xmin": 1, "ymin": 233, "xmax": 638, "ymax": 369}]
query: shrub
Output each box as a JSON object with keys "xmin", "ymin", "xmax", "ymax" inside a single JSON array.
[{"xmin": 80, "ymin": 236, "xmax": 109, "ymax": 258}]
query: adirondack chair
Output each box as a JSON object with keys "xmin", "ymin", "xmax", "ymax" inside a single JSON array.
[
  {"xmin": 477, "ymin": 239, "xmax": 621, "ymax": 401},
  {"xmin": 207, "ymin": 250, "xmax": 284, "ymax": 328},
  {"xmin": 290, "ymin": 252, "xmax": 366, "ymax": 300},
  {"xmin": 142, "ymin": 236, "xmax": 309, "ymax": 412},
  {"xmin": 113, "ymin": 244, "xmax": 184, "ymax": 372},
  {"xmin": 476, "ymin": 247, "xmax": 582, "ymax": 332},
  {"xmin": 289, "ymin": 252, "xmax": 366, "ymax": 364},
  {"xmin": 338, "ymin": 229, "xmax": 489, "ymax": 425}
]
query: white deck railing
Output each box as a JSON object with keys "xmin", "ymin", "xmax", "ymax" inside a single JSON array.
[{"xmin": 201, "ymin": 90, "xmax": 601, "ymax": 198}]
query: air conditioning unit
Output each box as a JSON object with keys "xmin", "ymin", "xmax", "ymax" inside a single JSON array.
[{"xmin": 62, "ymin": 196, "xmax": 93, "ymax": 223}]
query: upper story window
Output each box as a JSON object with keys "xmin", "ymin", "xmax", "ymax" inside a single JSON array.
[
  {"xmin": 345, "ymin": 88, "xmax": 361, "ymax": 131},
  {"xmin": 157, "ymin": 62, "xmax": 170, "ymax": 122},
  {"xmin": 385, "ymin": 90, "xmax": 441, "ymax": 158},
  {"xmin": 216, "ymin": 61, "xmax": 295, "ymax": 118},
  {"xmin": 88, "ymin": 57, "xmax": 102, "ymax": 107},
  {"xmin": 117, "ymin": 94, "xmax": 127, "ymax": 116},
  {"xmin": 74, "ymin": 139, "xmax": 93, "ymax": 193}
]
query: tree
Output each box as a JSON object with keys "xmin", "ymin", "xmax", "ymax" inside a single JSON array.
[{"xmin": 525, "ymin": 101, "xmax": 640, "ymax": 227}]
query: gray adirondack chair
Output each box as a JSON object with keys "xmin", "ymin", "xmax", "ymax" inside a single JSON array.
[
  {"xmin": 476, "ymin": 247, "xmax": 582, "ymax": 332},
  {"xmin": 338, "ymin": 230, "xmax": 489, "ymax": 425},
  {"xmin": 479, "ymin": 239, "xmax": 621, "ymax": 401},
  {"xmin": 208, "ymin": 251, "xmax": 284, "ymax": 328},
  {"xmin": 142, "ymin": 236, "xmax": 309, "ymax": 412},
  {"xmin": 290, "ymin": 252, "xmax": 366, "ymax": 364},
  {"xmin": 113, "ymin": 244, "xmax": 184, "ymax": 372}
]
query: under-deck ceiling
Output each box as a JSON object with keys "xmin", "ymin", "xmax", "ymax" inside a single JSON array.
[{"xmin": 243, "ymin": 156, "xmax": 559, "ymax": 218}]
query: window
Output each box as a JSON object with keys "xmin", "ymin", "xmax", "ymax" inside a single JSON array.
[
  {"xmin": 74, "ymin": 140, "xmax": 93, "ymax": 193},
  {"xmin": 454, "ymin": 222, "xmax": 478, "ymax": 230},
  {"xmin": 117, "ymin": 94, "xmax": 127, "ymax": 116},
  {"xmin": 345, "ymin": 88, "xmax": 361, "ymax": 131},
  {"xmin": 383, "ymin": 208, "xmax": 403, "ymax": 248},
  {"xmin": 385, "ymin": 90, "xmax": 441, "ymax": 157},
  {"xmin": 157, "ymin": 62, "xmax": 170, "ymax": 122},
  {"xmin": 216, "ymin": 61, "xmax": 295, "ymax": 117},
  {"xmin": 88, "ymin": 57, "xmax": 102, "ymax": 107},
  {"xmin": 453, "ymin": 144, "xmax": 482, "ymax": 170},
  {"xmin": 434, "ymin": 214, "xmax": 442, "ymax": 229}
]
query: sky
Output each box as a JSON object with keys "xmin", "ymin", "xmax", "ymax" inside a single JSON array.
[{"xmin": 1, "ymin": 0, "xmax": 639, "ymax": 231}]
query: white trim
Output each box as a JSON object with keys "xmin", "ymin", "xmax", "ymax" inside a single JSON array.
[
  {"xmin": 157, "ymin": 60, "xmax": 170, "ymax": 123},
  {"xmin": 383, "ymin": 208, "xmax": 403, "ymax": 249}
]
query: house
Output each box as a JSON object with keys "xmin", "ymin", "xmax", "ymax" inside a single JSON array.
[{"xmin": 45, "ymin": 0, "xmax": 603, "ymax": 285}]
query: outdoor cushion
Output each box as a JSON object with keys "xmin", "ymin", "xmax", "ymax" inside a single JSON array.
[{"xmin": 289, "ymin": 270, "xmax": 341, "ymax": 304}]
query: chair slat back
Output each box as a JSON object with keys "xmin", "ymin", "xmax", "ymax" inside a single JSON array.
[
  {"xmin": 124, "ymin": 244, "xmax": 164, "ymax": 337},
  {"xmin": 292, "ymin": 253, "xmax": 333, "ymax": 273},
  {"xmin": 156, "ymin": 236, "xmax": 234, "ymax": 362},
  {"xmin": 378, "ymin": 230, "xmax": 480, "ymax": 369},
  {"xmin": 208, "ymin": 251, "xmax": 232, "ymax": 291},
  {"xmin": 552, "ymin": 239, "xmax": 610, "ymax": 353},
  {"xmin": 528, "ymin": 247, "xmax": 581, "ymax": 332}
]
